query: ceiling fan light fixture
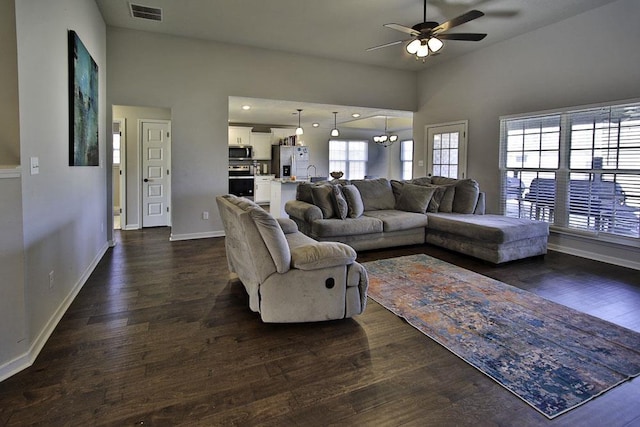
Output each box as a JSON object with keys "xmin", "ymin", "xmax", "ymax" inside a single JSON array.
[
  {"xmin": 406, "ymin": 39, "xmax": 421, "ymax": 55},
  {"xmin": 427, "ymin": 37, "xmax": 443, "ymax": 53},
  {"xmin": 416, "ymin": 40, "xmax": 430, "ymax": 58}
]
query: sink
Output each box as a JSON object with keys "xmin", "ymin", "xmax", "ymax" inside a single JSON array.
[{"xmin": 310, "ymin": 176, "xmax": 329, "ymax": 183}]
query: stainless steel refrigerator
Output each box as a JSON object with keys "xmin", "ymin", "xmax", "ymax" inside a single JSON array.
[{"xmin": 271, "ymin": 145, "xmax": 310, "ymax": 179}]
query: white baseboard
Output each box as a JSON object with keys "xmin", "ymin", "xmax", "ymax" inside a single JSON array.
[
  {"xmin": 123, "ymin": 224, "xmax": 139, "ymax": 230},
  {"xmin": 0, "ymin": 242, "xmax": 109, "ymax": 382},
  {"xmin": 169, "ymin": 230, "xmax": 225, "ymax": 241},
  {"xmin": 547, "ymin": 243, "xmax": 640, "ymax": 271}
]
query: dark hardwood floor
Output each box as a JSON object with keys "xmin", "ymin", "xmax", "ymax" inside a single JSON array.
[{"xmin": 1, "ymin": 227, "xmax": 639, "ymax": 426}]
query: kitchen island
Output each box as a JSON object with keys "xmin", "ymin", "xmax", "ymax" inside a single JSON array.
[{"xmin": 270, "ymin": 178, "xmax": 303, "ymax": 218}]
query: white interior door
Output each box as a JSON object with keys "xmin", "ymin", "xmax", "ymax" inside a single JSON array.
[
  {"xmin": 426, "ymin": 121, "xmax": 468, "ymax": 179},
  {"xmin": 141, "ymin": 120, "xmax": 171, "ymax": 227}
]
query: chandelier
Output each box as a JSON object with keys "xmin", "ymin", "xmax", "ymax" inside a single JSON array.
[{"xmin": 373, "ymin": 117, "xmax": 398, "ymax": 147}]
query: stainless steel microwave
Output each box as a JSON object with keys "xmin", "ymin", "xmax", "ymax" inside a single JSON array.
[{"xmin": 229, "ymin": 145, "xmax": 253, "ymax": 160}]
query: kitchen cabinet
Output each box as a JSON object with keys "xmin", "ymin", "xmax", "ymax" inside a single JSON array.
[
  {"xmin": 228, "ymin": 126, "xmax": 251, "ymax": 145},
  {"xmin": 250, "ymin": 132, "xmax": 273, "ymax": 160},
  {"xmin": 254, "ymin": 175, "xmax": 274, "ymax": 204}
]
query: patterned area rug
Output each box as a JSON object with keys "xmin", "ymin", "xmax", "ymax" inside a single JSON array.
[{"xmin": 364, "ymin": 254, "xmax": 640, "ymax": 419}]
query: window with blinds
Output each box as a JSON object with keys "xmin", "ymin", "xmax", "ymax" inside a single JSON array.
[
  {"xmin": 401, "ymin": 139, "xmax": 413, "ymax": 180},
  {"xmin": 500, "ymin": 102, "xmax": 640, "ymax": 241},
  {"xmin": 329, "ymin": 140, "xmax": 368, "ymax": 180}
]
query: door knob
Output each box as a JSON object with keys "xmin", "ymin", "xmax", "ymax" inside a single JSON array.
[{"xmin": 144, "ymin": 178, "xmax": 149, "ymax": 182}]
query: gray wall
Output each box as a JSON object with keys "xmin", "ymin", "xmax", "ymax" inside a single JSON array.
[
  {"xmin": 0, "ymin": 0, "xmax": 108, "ymax": 380},
  {"xmin": 106, "ymin": 28, "xmax": 417, "ymax": 240},
  {"xmin": 412, "ymin": 0, "xmax": 640, "ymax": 268}
]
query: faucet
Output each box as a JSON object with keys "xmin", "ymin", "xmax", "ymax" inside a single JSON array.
[{"xmin": 307, "ymin": 164, "xmax": 317, "ymax": 177}]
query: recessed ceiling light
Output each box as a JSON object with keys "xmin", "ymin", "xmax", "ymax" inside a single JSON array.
[
  {"xmin": 312, "ymin": 123, "xmax": 320, "ymax": 128},
  {"xmin": 352, "ymin": 113, "xmax": 361, "ymax": 118},
  {"xmin": 241, "ymin": 105, "xmax": 251, "ymax": 110}
]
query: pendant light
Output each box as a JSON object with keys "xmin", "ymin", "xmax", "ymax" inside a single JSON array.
[
  {"xmin": 295, "ymin": 109, "xmax": 304, "ymax": 136},
  {"xmin": 330, "ymin": 112, "xmax": 340, "ymax": 137}
]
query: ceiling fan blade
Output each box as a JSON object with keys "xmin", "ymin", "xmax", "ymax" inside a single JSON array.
[
  {"xmin": 433, "ymin": 10, "xmax": 484, "ymax": 33},
  {"xmin": 437, "ymin": 33, "xmax": 487, "ymax": 41},
  {"xmin": 384, "ymin": 23, "xmax": 421, "ymax": 37},
  {"xmin": 366, "ymin": 39, "xmax": 407, "ymax": 51}
]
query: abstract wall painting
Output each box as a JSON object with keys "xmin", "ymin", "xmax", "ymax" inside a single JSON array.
[{"xmin": 68, "ymin": 30, "xmax": 99, "ymax": 166}]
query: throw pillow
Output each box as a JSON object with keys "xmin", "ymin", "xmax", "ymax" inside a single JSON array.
[
  {"xmin": 296, "ymin": 182, "xmax": 315, "ymax": 203},
  {"xmin": 311, "ymin": 184, "xmax": 335, "ymax": 218},
  {"xmin": 438, "ymin": 185, "xmax": 456, "ymax": 213},
  {"xmin": 452, "ymin": 179, "xmax": 480, "ymax": 214},
  {"xmin": 395, "ymin": 183, "xmax": 437, "ymax": 213},
  {"xmin": 341, "ymin": 184, "xmax": 364, "ymax": 218},
  {"xmin": 408, "ymin": 176, "xmax": 432, "ymax": 186},
  {"xmin": 331, "ymin": 185, "xmax": 349, "ymax": 220},
  {"xmin": 352, "ymin": 178, "xmax": 395, "ymax": 211},
  {"xmin": 390, "ymin": 180, "xmax": 405, "ymax": 201},
  {"xmin": 426, "ymin": 185, "xmax": 447, "ymax": 213}
]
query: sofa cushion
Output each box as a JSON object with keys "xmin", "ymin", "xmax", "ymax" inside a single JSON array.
[
  {"xmin": 249, "ymin": 207, "xmax": 291, "ymax": 273},
  {"xmin": 452, "ymin": 179, "xmax": 480, "ymax": 214},
  {"xmin": 395, "ymin": 183, "xmax": 437, "ymax": 213},
  {"xmin": 312, "ymin": 216, "xmax": 383, "ymax": 237},
  {"xmin": 426, "ymin": 213, "xmax": 549, "ymax": 244},
  {"xmin": 342, "ymin": 184, "xmax": 364, "ymax": 218},
  {"xmin": 364, "ymin": 210, "xmax": 429, "ymax": 232},
  {"xmin": 311, "ymin": 184, "xmax": 335, "ymax": 218},
  {"xmin": 291, "ymin": 242, "xmax": 357, "ymax": 270},
  {"xmin": 352, "ymin": 178, "xmax": 396, "ymax": 211},
  {"xmin": 331, "ymin": 185, "xmax": 349, "ymax": 219}
]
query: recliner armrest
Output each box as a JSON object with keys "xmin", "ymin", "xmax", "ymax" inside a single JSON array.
[
  {"xmin": 291, "ymin": 242, "xmax": 357, "ymax": 271},
  {"xmin": 277, "ymin": 217, "xmax": 298, "ymax": 234}
]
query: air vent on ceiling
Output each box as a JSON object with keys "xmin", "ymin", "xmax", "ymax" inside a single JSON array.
[{"xmin": 129, "ymin": 3, "xmax": 163, "ymax": 22}]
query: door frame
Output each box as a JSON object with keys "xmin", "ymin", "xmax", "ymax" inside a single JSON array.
[
  {"xmin": 139, "ymin": 119, "xmax": 172, "ymax": 228},
  {"xmin": 113, "ymin": 118, "xmax": 126, "ymax": 229},
  {"xmin": 425, "ymin": 120, "xmax": 468, "ymax": 179}
]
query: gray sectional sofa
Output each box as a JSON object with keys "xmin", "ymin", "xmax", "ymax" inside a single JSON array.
[{"xmin": 284, "ymin": 177, "xmax": 549, "ymax": 264}]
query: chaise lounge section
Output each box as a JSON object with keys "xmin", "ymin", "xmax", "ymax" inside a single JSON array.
[{"xmin": 285, "ymin": 177, "xmax": 549, "ymax": 264}]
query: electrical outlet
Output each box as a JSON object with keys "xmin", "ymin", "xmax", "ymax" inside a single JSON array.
[
  {"xmin": 49, "ymin": 271, "xmax": 54, "ymax": 289},
  {"xmin": 202, "ymin": 211, "xmax": 209, "ymax": 220}
]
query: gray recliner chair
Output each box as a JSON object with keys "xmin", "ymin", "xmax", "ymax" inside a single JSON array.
[{"xmin": 216, "ymin": 194, "xmax": 368, "ymax": 323}]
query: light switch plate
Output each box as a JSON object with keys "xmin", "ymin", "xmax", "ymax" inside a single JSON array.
[{"xmin": 30, "ymin": 157, "xmax": 39, "ymax": 175}]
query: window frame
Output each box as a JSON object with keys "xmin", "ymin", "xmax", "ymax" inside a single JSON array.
[
  {"xmin": 400, "ymin": 139, "xmax": 414, "ymax": 180},
  {"xmin": 499, "ymin": 99, "xmax": 640, "ymax": 245},
  {"xmin": 329, "ymin": 139, "xmax": 368, "ymax": 180}
]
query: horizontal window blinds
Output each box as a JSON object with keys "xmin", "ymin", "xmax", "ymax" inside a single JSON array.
[{"xmin": 500, "ymin": 103, "xmax": 640, "ymax": 241}]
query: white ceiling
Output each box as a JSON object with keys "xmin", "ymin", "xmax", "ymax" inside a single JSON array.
[{"xmin": 96, "ymin": 0, "xmax": 618, "ymax": 129}]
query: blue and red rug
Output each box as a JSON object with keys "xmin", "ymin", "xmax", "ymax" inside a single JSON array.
[{"xmin": 363, "ymin": 254, "xmax": 640, "ymax": 419}]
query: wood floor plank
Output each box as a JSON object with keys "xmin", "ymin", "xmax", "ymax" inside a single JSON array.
[{"xmin": 0, "ymin": 227, "xmax": 639, "ymax": 426}]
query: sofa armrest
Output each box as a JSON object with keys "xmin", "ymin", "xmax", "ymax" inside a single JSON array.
[
  {"xmin": 291, "ymin": 242, "xmax": 357, "ymax": 271},
  {"xmin": 277, "ymin": 217, "xmax": 299, "ymax": 234},
  {"xmin": 285, "ymin": 200, "xmax": 323, "ymax": 222}
]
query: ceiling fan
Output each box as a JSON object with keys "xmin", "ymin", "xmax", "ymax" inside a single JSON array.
[{"xmin": 367, "ymin": 0, "xmax": 487, "ymax": 61}]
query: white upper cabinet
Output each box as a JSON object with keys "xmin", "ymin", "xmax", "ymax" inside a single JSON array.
[
  {"xmin": 251, "ymin": 131, "xmax": 273, "ymax": 160},
  {"xmin": 228, "ymin": 126, "xmax": 251, "ymax": 145}
]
